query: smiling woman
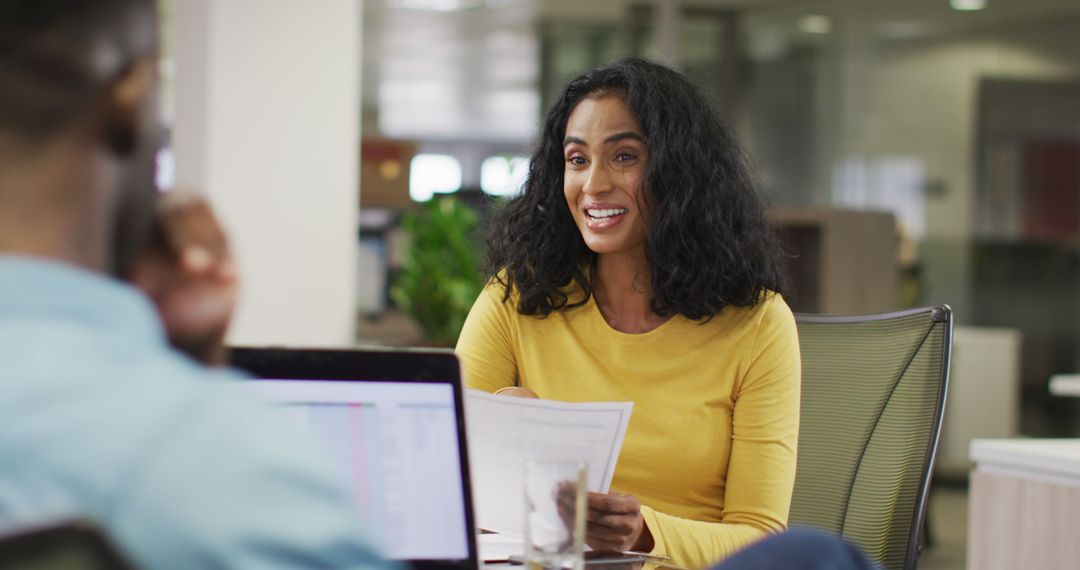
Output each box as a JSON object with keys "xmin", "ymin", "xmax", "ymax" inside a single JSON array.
[{"xmin": 456, "ymin": 58, "xmax": 799, "ymax": 569}]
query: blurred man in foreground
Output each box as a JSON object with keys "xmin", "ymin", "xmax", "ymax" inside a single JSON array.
[{"xmin": 0, "ymin": 0, "xmax": 388, "ymax": 567}]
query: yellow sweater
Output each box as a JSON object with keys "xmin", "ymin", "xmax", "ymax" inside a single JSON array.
[{"xmin": 456, "ymin": 281, "xmax": 801, "ymax": 569}]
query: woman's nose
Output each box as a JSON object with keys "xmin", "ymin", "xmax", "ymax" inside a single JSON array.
[{"xmin": 582, "ymin": 164, "xmax": 613, "ymax": 195}]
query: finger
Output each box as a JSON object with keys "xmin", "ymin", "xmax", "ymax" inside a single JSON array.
[
  {"xmin": 216, "ymin": 256, "xmax": 238, "ymax": 281},
  {"xmin": 586, "ymin": 511, "xmax": 636, "ymax": 532},
  {"xmin": 586, "ymin": 520, "xmax": 632, "ymax": 540},
  {"xmin": 171, "ymin": 222, "xmax": 233, "ymax": 282},
  {"xmin": 585, "ymin": 536, "xmax": 624, "ymax": 553},
  {"xmin": 158, "ymin": 192, "xmax": 229, "ymax": 260},
  {"xmin": 587, "ymin": 493, "xmax": 640, "ymax": 514},
  {"xmin": 180, "ymin": 246, "xmax": 214, "ymax": 273},
  {"xmin": 555, "ymin": 483, "xmax": 577, "ymax": 504}
]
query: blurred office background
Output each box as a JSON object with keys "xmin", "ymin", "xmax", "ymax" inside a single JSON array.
[{"xmin": 160, "ymin": 1, "xmax": 1080, "ymax": 567}]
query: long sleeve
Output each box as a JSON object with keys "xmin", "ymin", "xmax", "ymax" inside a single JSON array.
[
  {"xmin": 639, "ymin": 295, "xmax": 801, "ymax": 568},
  {"xmin": 108, "ymin": 379, "xmax": 395, "ymax": 570},
  {"xmin": 455, "ymin": 281, "xmax": 518, "ymax": 392}
]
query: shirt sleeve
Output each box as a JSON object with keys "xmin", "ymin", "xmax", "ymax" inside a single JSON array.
[
  {"xmin": 108, "ymin": 379, "xmax": 397, "ymax": 570},
  {"xmin": 640, "ymin": 295, "xmax": 801, "ymax": 568},
  {"xmin": 455, "ymin": 280, "xmax": 518, "ymax": 393}
]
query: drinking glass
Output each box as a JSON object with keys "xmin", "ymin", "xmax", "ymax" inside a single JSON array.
[{"xmin": 524, "ymin": 460, "xmax": 586, "ymax": 570}]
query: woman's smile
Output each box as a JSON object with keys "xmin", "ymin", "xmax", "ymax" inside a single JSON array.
[{"xmin": 584, "ymin": 204, "xmax": 630, "ymax": 229}]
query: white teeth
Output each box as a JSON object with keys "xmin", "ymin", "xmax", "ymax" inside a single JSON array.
[{"xmin": 586, "ymin": 208, "xmax": 628, "ymax": 218}]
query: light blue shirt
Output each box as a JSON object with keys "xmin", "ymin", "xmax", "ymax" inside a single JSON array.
[{"xmin": 0, "ymin": 257, "xmax": 392, "ymax": 569}]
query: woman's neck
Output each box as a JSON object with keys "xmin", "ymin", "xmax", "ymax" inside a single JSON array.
[{"xmin": 591, "ymin": 251, "xmax": 671, "ymax": 334}]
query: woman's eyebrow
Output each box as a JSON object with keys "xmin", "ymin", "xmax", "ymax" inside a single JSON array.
[
  {"xmin": 563, "ymin": 131, "xmax": 645, "ymax": 147},
  {"xmin": 604, "ymin": 131, "xmax": 645, "ymax": 144}
]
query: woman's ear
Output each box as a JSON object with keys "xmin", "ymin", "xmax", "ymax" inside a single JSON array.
[{"xmin": 103, "ymin": 59, "xmax": 157, "ymax": 156}]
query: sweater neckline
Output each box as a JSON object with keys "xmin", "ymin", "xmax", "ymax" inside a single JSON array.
[{"xmin": 583, "ymin": 292, "xmax": 683, "ymax": 340}]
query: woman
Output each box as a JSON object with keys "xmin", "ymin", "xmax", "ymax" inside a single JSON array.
[{"xmin": 456, "ymin": 58, "xmax": 799, "ymax": 569}]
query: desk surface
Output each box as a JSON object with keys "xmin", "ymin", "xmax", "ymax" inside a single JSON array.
[{"xmin": 970, "ymin": 438, "xmax": 1080, "ymax": 480}]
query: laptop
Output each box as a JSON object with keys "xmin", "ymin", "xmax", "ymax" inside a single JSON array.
[{"xmin": 231, "ymin": 347, "xmax": 479, "ymax": 570}]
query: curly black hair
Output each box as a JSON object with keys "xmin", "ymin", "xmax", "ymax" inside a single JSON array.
[{"xmin": 485, "ymin": 57, "xmax": 787, "ymax": 320}]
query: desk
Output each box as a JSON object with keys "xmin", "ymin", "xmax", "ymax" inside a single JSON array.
[
  {"xmin": 1049, "ymin": 374, "xmax": 1080, "ymax": 397},
  {"xmin": 937, "ymin": 326, "xmax": 1021, "ymax": 477},
  {"xmin": 478, "ymin": 535, "xmax": 647, "ymax": 570},
  {"xmin": 967, "ymin": 439, "xmax": 1080, "ymax": 569}
]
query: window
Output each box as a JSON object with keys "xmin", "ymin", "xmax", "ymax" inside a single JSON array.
[
  {"xmin": 409, "ymin": 154, "xmax": 462, "ymax": 202},
  {"xmin": 480, "ymin": 155, "xmax": 529, "ymax": 197}
]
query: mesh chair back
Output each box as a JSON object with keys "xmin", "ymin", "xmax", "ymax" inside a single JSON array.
[{"xmin": 789, "ymin": 306, "xmax": 951, "ymax": 570}]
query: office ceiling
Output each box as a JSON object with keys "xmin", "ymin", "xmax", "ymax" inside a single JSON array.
[{"xmin": 362, "ymin": 0, "xmax": 1080, "ymax": 144}]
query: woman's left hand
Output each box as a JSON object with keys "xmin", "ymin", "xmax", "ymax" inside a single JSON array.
[{"xmin": 585, "ymin": 492, "xmax": 653, "ymax": 553}]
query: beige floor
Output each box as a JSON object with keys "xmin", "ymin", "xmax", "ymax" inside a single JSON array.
[{"xmin": 918, "ymin": 485, "xmax": 968, "ymax": 570}]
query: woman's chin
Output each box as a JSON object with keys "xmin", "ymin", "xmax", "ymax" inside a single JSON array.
[
  {"xmin": 582, "ymin": 237, "xmax": 641, "ymax": 257},
  {"xmin": 582, "ymin": 236, "xmax": 615, "ymax": 254}
]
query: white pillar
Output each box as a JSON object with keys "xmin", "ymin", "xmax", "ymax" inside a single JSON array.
[
  {"xmin": 172, "ymin": 0, "xmax": 361, "ymax": 347},
  {"xmin": 656, "ymin": 0, "xmax": 683, "ymax": 71}
]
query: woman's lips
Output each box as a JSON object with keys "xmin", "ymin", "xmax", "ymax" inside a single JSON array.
[{"xmin": 584, "ymin": 207, "xmax": 629, "ymax": 230}]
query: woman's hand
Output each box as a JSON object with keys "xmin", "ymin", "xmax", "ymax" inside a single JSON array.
[
  {"xmin": 493, "ymin": 386, "xmax": 539, "ymax": 398},
  {"xmin": 585, "ymin": 492, "xmax": 653, "ymax": 553},
  {"xmin": 128, "ymin": 192, "xmax": 237, "ymax": 366}
]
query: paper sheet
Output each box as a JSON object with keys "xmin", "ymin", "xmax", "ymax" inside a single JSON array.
[
  {"xmin": 464, "ymin": 389, "xmax": 634, "ymax": 537},
  {"xmin": 477, "ymin": 533, "xmax": 525, "ymax": 562}
]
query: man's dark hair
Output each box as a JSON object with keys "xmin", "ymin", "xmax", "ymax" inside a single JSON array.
[
  {"xmin": 0, "ymin": 0, "xmax": 156, "ymax": 144},
  {"xmin": 485, "ymin": 57, "xmax": 788, "ymax": 320}
]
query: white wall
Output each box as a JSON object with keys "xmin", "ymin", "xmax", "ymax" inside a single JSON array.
[{"xmin": 172, "ymin": 0, "xmax": 361, "ymax": 347}]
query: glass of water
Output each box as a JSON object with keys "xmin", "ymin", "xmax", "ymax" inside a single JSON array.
[{"xmin": 524, "ymin": 460, "xmax": 587, "ymax": 570}]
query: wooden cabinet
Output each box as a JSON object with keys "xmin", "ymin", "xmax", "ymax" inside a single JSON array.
[
  {"xmin": 968, "ymin": 439, "xmax": 1080, "ymax": 570},
  {"xmin": 771, "ymin": 207, "xmax": 899, "ymax": 315}
]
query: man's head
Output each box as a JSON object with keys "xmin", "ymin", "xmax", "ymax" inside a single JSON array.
[{"xmin": 0, "ymin": 0, "xmax": 161, "ymax": 276}]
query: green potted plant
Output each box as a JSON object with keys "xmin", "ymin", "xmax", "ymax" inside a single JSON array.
[{"xmin": 391, "ymin": 197, "xmax": 485, "ymax": 346}]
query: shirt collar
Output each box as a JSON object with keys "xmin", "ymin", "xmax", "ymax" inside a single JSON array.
[{"xmin": 0, "ymin": 255, "xmax": 166, "ymax": 347}]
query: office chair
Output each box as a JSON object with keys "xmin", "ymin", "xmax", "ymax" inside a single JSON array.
[{"xmin": 788, "ymin": 306, "xmax": 952, "ymax": 570}]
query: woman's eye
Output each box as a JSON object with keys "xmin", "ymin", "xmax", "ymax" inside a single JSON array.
[
  {"xmin": 615, "ymin": 152, "xmax": 637, "ymax": 162},
  {"xmin": 567, "ymin": 155, "xmax": 587, "ymax": 166}
]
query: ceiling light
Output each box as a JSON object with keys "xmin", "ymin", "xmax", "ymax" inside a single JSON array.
[
  {"xmin": 798, "ymin": 15, "xmax": 832, "ymax": 35},
  {"xmin": 388, "ymin": 0, "xmax": 481, "ymax": 11},
  {"xmin": 950, "ymin": 0, "xmax": 987, "ymax": 11}
]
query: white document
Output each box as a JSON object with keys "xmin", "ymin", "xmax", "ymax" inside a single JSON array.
[
  {"xmin": 477, "ymin": 533, "xmax": 525, "ymax": 562},
  {"xmin": 464, "ymin": 388, "xmax": 634, "ymax": 537}
]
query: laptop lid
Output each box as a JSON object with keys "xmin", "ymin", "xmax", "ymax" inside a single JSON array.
[{"xmin": 230, "ymin": 347, "xmax": 479, "ymax": 570}]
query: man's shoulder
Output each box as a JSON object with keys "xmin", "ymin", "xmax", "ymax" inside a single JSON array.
[
  {"xmin": 0, "ymin": 341, "xmax": 384, "ymax": 568},
  {"xmin": 0, "ymin": 339, "xmax": 240, "ymax": 476},
  {"xmin": 104, "ymin": 355, "xmax": 385, "ymax": 568}
]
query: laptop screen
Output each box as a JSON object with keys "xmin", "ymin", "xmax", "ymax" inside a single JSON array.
[
  {"xmin": 253, "ymin": 379, "xmax": 469, "ymax": 560},
  {"xmin": 231, "ymin": 348, "xmax": 478, "ymax": 570}
]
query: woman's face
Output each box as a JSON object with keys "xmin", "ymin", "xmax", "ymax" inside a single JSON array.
[{"xmin": 563, "ymin": 94, "xmax": 650, "ymax": 258}]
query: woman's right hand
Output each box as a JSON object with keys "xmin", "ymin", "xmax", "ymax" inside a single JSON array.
[{"xmin": 493, "ymin": 387, "xmax": 539, "ymax": 399}]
